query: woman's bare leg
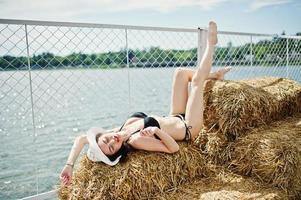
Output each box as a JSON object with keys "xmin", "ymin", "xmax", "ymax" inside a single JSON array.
[
  {"xmin": 184, "ymin": 21, "xmax": 217, "ymax": 139},
  {"xmin": 169, "ymin": 68, "xmax": 191, "ymax": 115},
  {"xmin": 169, "ymin": 67, "xmax": 231, "ymax": 115}
]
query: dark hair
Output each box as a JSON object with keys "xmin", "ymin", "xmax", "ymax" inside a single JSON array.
[
  {"xmin": 96, "ymin": 132, "xmax": 132, "ymax": 163},
  {"xmin": 95, "ymin": 133, "xmax": 103, "ymax": 142},
  {"xmin": 107, "ymin": 143, "xmax": 132, "ymax": 162}
]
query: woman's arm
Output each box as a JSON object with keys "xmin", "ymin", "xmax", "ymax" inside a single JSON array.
[
  {"xmin": 153, "ymin": 128, "xmax": 180, "ymax": 153},
  {"xmin": 60, "ymin": 134, "xmax": 88, "ymax": 185},
  {"xmin": 66, "ymin": 135, "xmax": 88, "ymax": 165},
  {"xmin": 131, "ymin": 127, "xmax": 180, "ymax": 153}
]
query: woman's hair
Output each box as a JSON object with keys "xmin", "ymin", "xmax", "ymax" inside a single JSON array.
[
  {"xmin": 96, "ymin": 133, "xmax": 132, "ymax": 163},
  {"xmin": 108, "ymin": 143, "xmax": 131, "ymax": 162}
]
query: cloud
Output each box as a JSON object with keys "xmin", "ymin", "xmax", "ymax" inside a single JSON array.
[
  {"xmin": 248, "ymin": 0, "xmax": 292, "ymax": 11},
  {"xmin": 0, "ymin": 0, "xmax": 295, "ymax": 20},
  {"xmin": 104, "ymin": 0, "xmax": 228, "ymax": 12},
  {"xmin": 0, "ymin": 0, "xmax": 228, "ymax": 20}
]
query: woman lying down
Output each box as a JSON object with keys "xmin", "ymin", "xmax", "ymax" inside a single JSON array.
[{"xmin": 60, "ymin": 21, "xmax": 231, "ymax": 186}]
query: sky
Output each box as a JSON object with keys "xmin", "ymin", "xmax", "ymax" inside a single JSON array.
[{"xmin": 0, "ymin": 0, "xmax": 300, "ymax": 35}]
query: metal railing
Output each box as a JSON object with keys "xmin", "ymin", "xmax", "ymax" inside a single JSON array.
[{"xmin": 0, "ymin": 19, "xmax": 300, "ymax": 200}]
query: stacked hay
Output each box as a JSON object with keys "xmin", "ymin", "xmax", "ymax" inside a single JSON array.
[
  {"xmin": 196, "ymin": 113, "xmax": 301, "ymax": 198},
  {"xmin": 198, "ymin": 77, "xmax": 301, "ymax": 163},
  {"xmin": 203, "ymin": 77, "xmax": 301, "ymax": 141},
  {"xmin": 195, "ymin": 77, "xmax": 301, "ymax": 198},
  {"xmin": 227, "ymin": 114, "xmax": 301, "ymax": 197},
  {"xmin": 58, "ymin": 143, "xmax": 212, "ymax": 200},
  {"xmin": 158, "ymin": 167, "xmax": 288, "ymax": 200}
]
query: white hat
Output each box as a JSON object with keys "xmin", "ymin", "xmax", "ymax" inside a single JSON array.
[{"xmin": 86, "ymin": 127, "xmax": 121, "ymax": 166}]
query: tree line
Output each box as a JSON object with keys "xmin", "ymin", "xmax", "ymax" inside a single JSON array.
[{"xmin": 1, "ymin": 33, "xmax": 300, "ymax": 71}]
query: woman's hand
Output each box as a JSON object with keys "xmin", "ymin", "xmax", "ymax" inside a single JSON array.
[
  {"xmin": 60, "ymin": 165, "xmax": 73, "ymax": 186},
  {"xmin": 140, "ymin": 127, "xmax": 158, "ymax": 137}
]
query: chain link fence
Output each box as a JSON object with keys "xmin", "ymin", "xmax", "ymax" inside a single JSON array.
[{"xmin": 0, "ymin": 19, "xmax": 300, "ymax": 199}]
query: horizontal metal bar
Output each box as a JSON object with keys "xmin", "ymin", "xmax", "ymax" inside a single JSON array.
[
  {"xmin": 0, "ymin": 18, "xmax": 282, "ymax": 37},
  {"xmin": 218, "ymin": 30, "xmax": 276, "ymax": 37},
  {"xmin": 278, "ymin": 35, "xmax": 301, "ymax": 39},
  {"xmin": 2, "ymin": 18, "xmax": 296, "ymax": 38},
  {"xmin": 21, "ymin": 190, "xmax": 57, "ymax": 200},
  {"xmin": 0, "ymin": 18, "xmax": 197, "ymax": 33}
]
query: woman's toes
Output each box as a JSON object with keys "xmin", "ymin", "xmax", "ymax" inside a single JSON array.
[
  {"xmin": 224, "ymin": 66, "xmax": 232, "ymax": 73},
  {"xmin": 208, "ymin": 21, "xmax": 218, "ymax": 45},
  {"xmin": 216, "ymin": 67, "xmax": 232, "ymax": 80},
  {"xmin": 209, "ymin": 21, "xmax": 217, "ymax": 28}
]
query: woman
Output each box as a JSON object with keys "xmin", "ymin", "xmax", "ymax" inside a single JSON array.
[{"xmin": 60, "ymin": 21, "xmax": 230, "ymax": 186}]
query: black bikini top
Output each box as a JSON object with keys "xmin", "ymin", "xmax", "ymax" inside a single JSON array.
[{"xmin": 119, "ymin": 112, "xmax": 161, "ymax": 140}]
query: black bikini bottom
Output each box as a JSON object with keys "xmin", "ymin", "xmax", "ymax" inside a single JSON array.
[{"xmin": 172, "ymin": 113, "xmax": 192, "ymax": 141}]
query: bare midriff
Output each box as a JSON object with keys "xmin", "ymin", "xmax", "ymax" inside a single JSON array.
[{"xmin": 154, "ymin": 116, "xmax": 186, "ymax": 141}]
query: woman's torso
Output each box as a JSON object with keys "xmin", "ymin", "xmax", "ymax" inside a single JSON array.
[{"xmin": 119, "ymin": 113, "xmax": 186, "ymax": 141}]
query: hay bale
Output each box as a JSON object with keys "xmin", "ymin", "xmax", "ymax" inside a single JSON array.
[
  {"xmin": 197, "ymin": 77, "xmax": 301, "ymax": 164},
  {"xmin": 227, "ymin": 114, "xmax": 301, "ymax": 197},
  {"xmin": 156, "ymin": 167, "xmax": 288, "ymax": 200},
  {"xmin": 203, "ymin": 77, "xmax": 301, "ymax": 141},
  {"xmin": 58, "ymin": 143, "xmax": 213, "ymax": 200},
  {"xmin": 194, "ymin": 78, "xmax": 301, "ymax": 197},
  {"xmin": 195, "ymin": 129, "xmax": 230, "ymax": 164}
]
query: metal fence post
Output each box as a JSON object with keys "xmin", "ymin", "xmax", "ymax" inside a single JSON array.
[
  {"xmin": 125, "ymin": 28, "xmax": 131, "ymax": 113},
  {"xmin": 197, "ymin": 28, "xmax": 201, "ymax": 66},
  {"xmin": 25, "ymin": 24, "xmax": 39, "ymax": 196},
  {"xmin": 197, "ymin": 28, "xmax": 207, "ymax": 66},
  {"xmin": 250, "ymin": 35, "xmax": 253, "ymax": 67},
  {"xmin": 250, "ymin": 35, "xmax": 255, "ymax": 77},
  {"xmin": 286, "ymin": 38, "xmax": 289, "ymax": 78}
]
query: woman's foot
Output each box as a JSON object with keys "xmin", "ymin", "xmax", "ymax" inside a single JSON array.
[
  {"xmin": 215, "ymin": 66, "xmax": 232, "ymax": 80},
  {"xmin": 208, "ymin": 21, "xmax": 218, "ymax": 46}
]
